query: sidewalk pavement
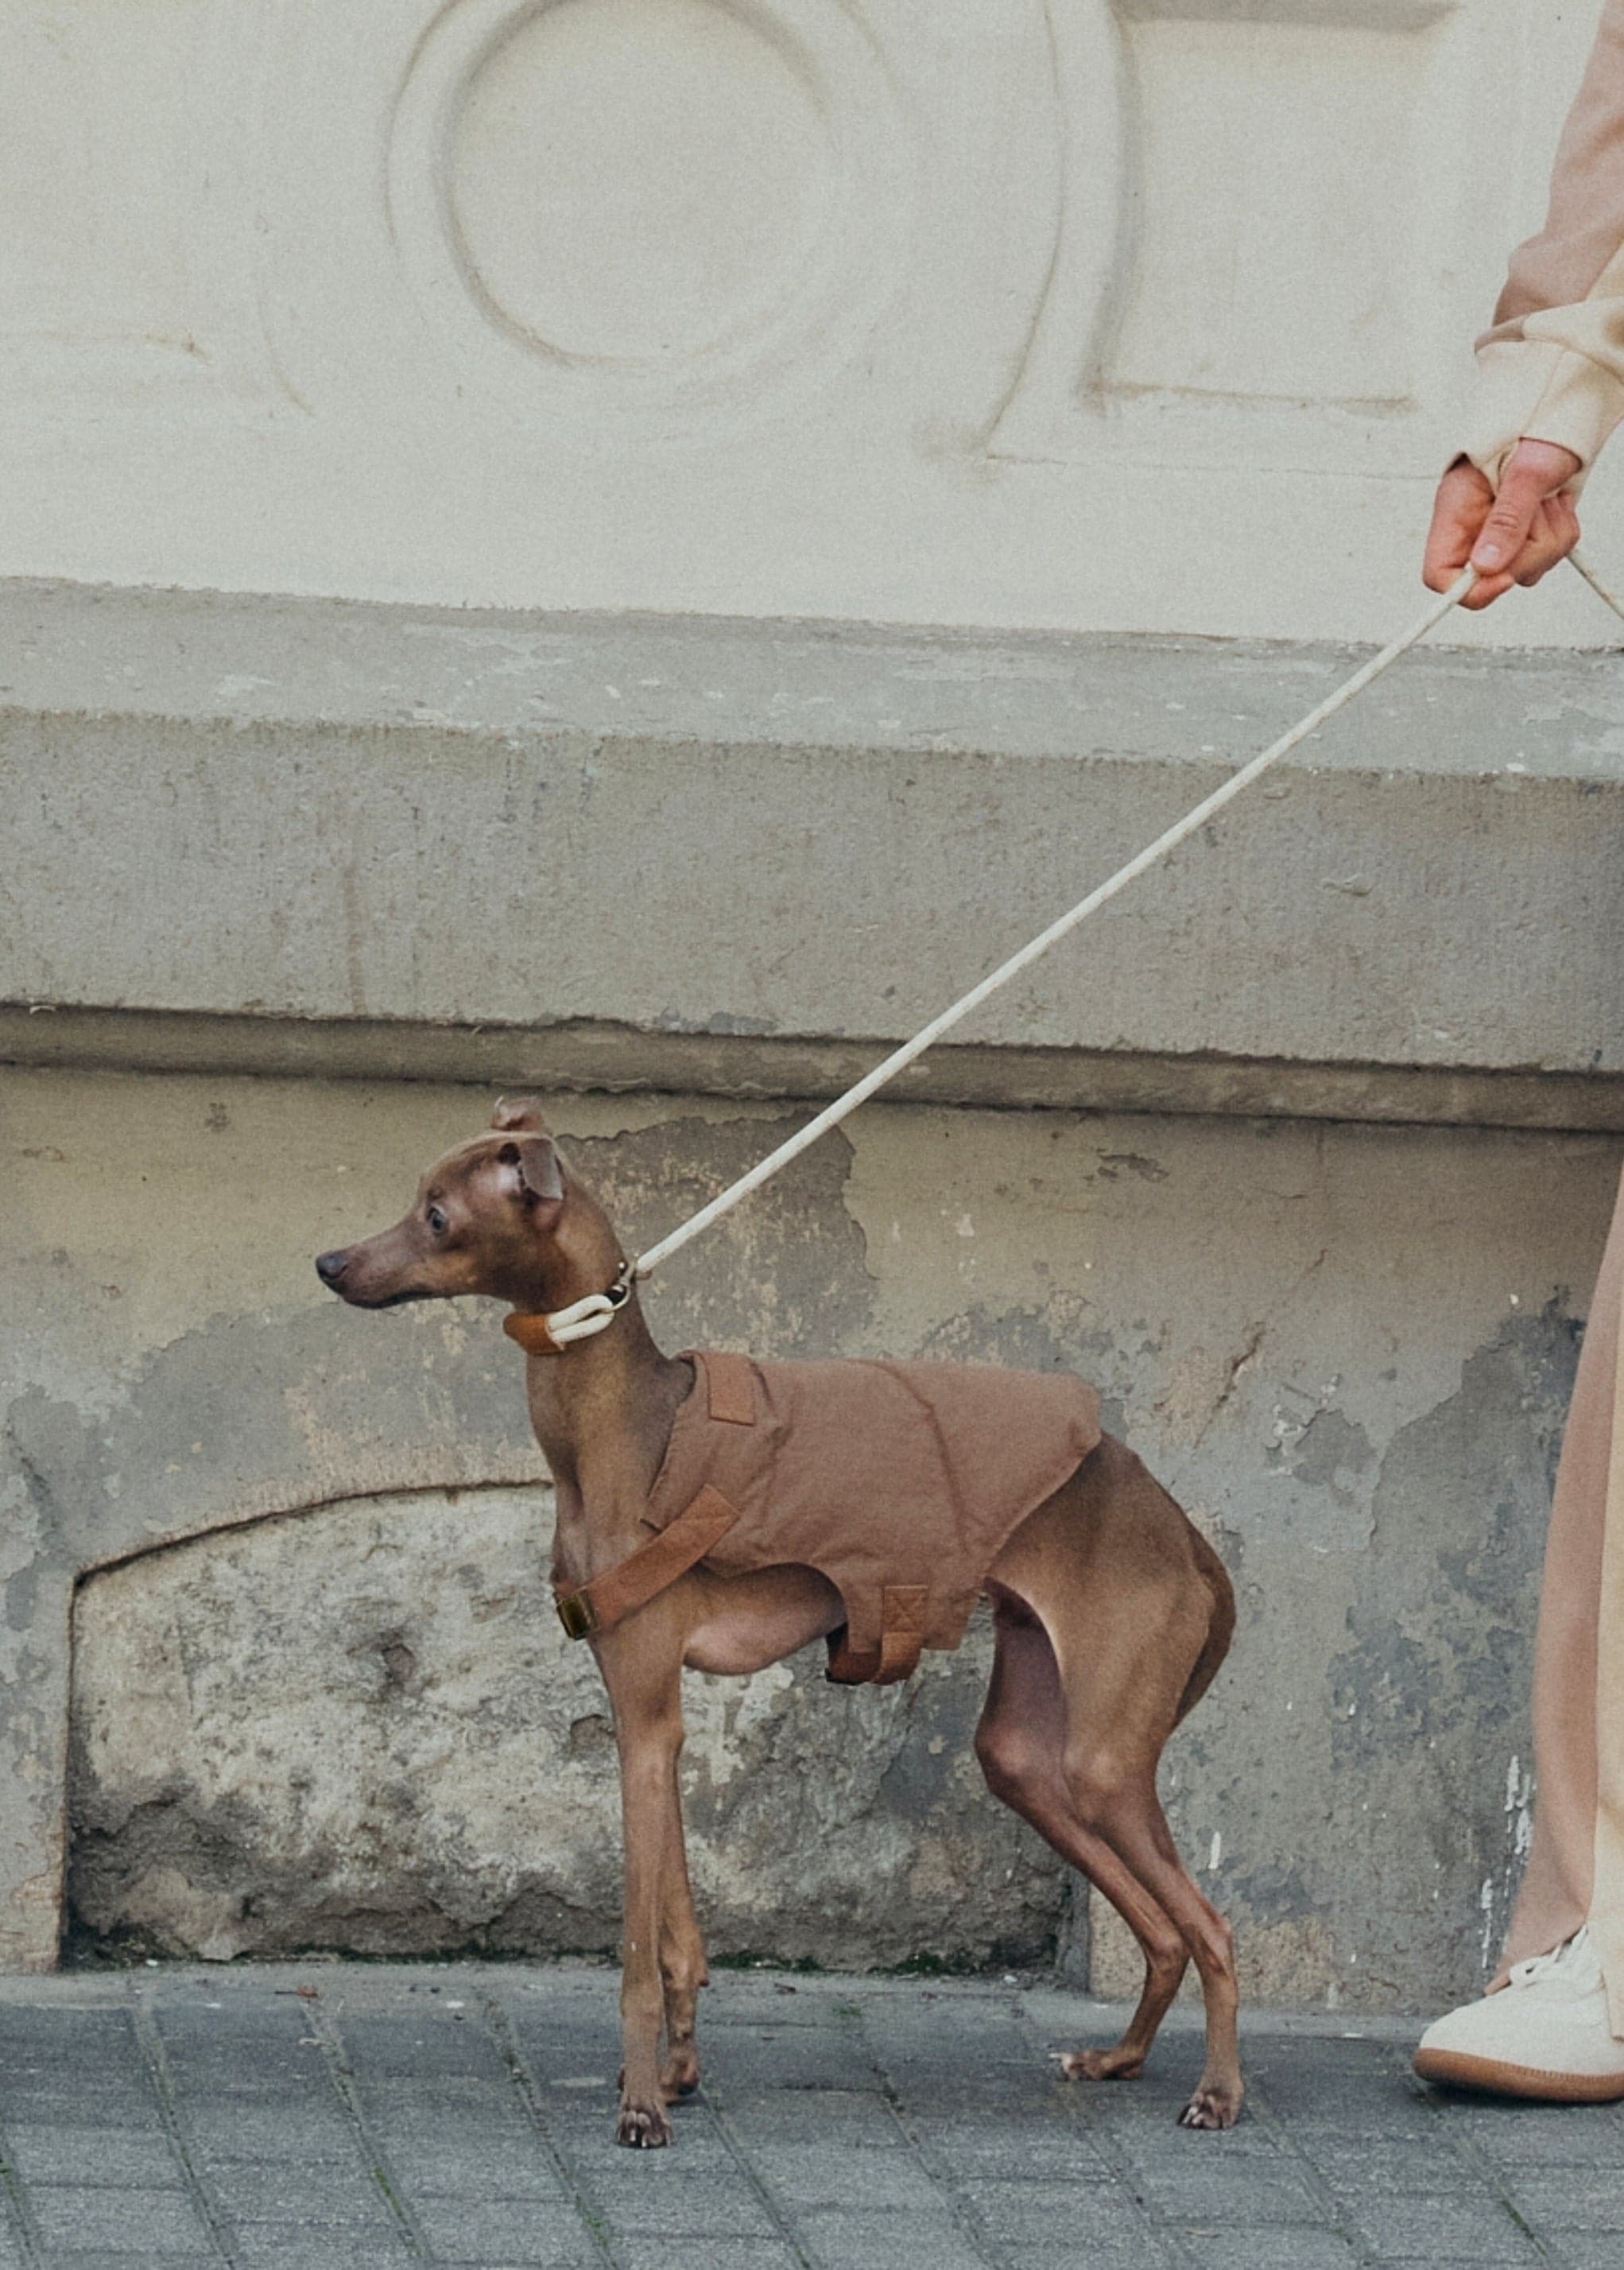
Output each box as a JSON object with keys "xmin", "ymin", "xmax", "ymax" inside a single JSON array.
[{"xmin": 0, "ymin": 1962, "xmax": 1618, "ymax": 2270}]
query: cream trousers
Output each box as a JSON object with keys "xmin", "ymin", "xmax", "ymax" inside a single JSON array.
[{"xmin": 1499, "ymin": 1164, "xmax": 1624, "ymax": 2035}]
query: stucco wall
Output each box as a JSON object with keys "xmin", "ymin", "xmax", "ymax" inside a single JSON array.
[
  {"xmin": 5, "ymin": 1068, "xmax": 1611, "ymax": 2008},
  {"xmin": 0, "ymin": 0, "xmax": 1618, "ymax": 646}
]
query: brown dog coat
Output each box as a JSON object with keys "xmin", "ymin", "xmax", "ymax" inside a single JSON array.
[{"xmin": 556, "ymin": 1349, "xmax": 1102, "ymax": 1685}]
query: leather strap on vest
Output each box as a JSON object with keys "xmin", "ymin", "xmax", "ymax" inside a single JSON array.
[
  {"xmin": 554, "ymin": 1484, "xmax": 742, "ymax": 1641},
  {"xmin": 826, "ymin": 1584, "xmax": 929, "ymax": 1686}
]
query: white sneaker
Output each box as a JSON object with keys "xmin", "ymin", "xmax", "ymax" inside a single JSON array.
[{"xmin": 1414, "ymin": 1927, "xmax": 1624, "ymax": 2101}]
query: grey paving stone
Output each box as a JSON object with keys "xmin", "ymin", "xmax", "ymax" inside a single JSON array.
[
  {"xmin": 29, "ymin": 2183, "xmax": 214, "ymax": 2254},
  {"xmin": 1126, "ymin": 2157, "xmax": 1324, "ymax": 2226},
  {"xmin": 1338, "ymin": 2191, "xmax": 1545, "ymax": 2260},
  {"xmin": 409, "ymin": 2194, "xmax": 601, "ymax": 2264},
  {"xmin": 998, "ymin": 2245, "xmax": 1174, "ymax": 2270},
  {"xmin": 1305, "ymin": 2139, "xmax": 1483, "ymax": 2194},
  {"xmin": 386, "ymin": 2143, "xmax": 571, "ymax": 2200},
  {"xmin": 590, "ymin": 2167, "xmax": 781, "ymax": 2237},
  {"xmin": 1465, "ymin": 2108, "xmax": 1624, "ymax": 2165},
  {"xmin": 1554, "ymin": 2240, "xmax": 1624, "ymax": 2270},
  {"xmin": 704, "ymin": 2033, "xmax": 874, "ymax": 2093},
  {"xmin": 799, "ymin": 2209, "xmax": 991, "ymax": 2270},
  {"xmin": 34, "ymin": 2257, "xmax": 216, "ymax": 2270},
  {"xmin": 955, "ymin": 2177, "xmax": 1156, "ymax": 2248},
  {"xmin": 0, "ymin": 2088, "xmax": 167, "ymax": 2132},
  {"xmin": 1194, "ymin": 2237, "xmax": 1365, "ymax": 2270},
  {"xmin": 615, "ymin": 2241, "xmax": 801, "ymax": 2270},
  {"xmin": 718, "ymin": 2089, "xmax": 901, "ymax": 2149},
  {"xmin": 227, "ymin": 2241, "xmax": 413, "ymax": 2270},
  {"xmin": 183, "ymin": 2100, "xmax": 361, "ymax": 2163},
  {"xmin": 746, "ymin": 2142, "xmax": 944, "ymax": 2211},
  {"xmin": 1499, "ymin": 2167, "xmax": 1624, "ymax": 2230},
  {"xmin": 1, "ymin": 1969, "xmax": 1619, "ymax": 2268},
  {"xmin": 339, "ymin": 2012, "xmax": 513, "ymax": 2086},
  {"xmin": 907, "ymin": 2118, "xmax": 1111, "ymax": 2180},
  {"xmin": 204, "ymin": 2159, "xmax": 397, "ymax": 2228},
  {"xmin": 1, "ymin": 2123, "xmax": 186, "ymax": 2187}
]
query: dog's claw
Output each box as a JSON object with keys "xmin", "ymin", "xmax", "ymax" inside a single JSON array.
[
  {"xmin": 616, "ymin": 2103, "xmax": 673, "ymax": 2148},
  {"xmin": 1176, "ymin": 2085, "xmax": 1242, "ymax": 2130}
]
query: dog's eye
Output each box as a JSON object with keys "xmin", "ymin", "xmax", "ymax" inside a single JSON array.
[{"xmin": 426, "ymin": 1205, "xmax": 448, "ymax": 1236}]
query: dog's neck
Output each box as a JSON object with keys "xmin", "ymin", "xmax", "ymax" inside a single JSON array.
[{"xmin": 511, "ymin": 1212, "xmax": 694, "ymax": 1585}]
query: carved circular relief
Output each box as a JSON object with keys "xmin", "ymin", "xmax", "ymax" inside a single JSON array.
[
  {"xmin": 388, "ymin": 0, "xmax": 910, "ymax": 427},
  {"xmin": 450, "ymin": 0, "xmax": 834, "ymax": 363}
]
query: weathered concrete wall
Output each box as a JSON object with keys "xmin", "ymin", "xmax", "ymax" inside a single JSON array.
[
  {"xmin": 68, "ymin": 1490, "xmax": 1053, "ymax": 1973},
  {"xmin": 3, "ymin": 1066, "xmax": 1613, "ymax": 2008}
]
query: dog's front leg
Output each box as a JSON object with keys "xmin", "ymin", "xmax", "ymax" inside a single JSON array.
[
  {"xmin": 658, "ymin": 1794, "xmax": 707, "ymax": 2101},
  {"xmin": 602, "ymin": 1627, "xmax": 686, "ymax": 2147}
]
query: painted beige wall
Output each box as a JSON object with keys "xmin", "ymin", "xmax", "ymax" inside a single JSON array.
[{"xmin": 0, "ymin": 0, "xmax": 1618, "ymax": 644}]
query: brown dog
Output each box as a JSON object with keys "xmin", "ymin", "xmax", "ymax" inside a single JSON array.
[{"xmin": 316, "ymin": 1101, "xmax": 1241, "ymax": 2140}]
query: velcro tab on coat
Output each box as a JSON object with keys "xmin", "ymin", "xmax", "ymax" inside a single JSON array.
[
  {"xmin": 874, "ymin": 1585, "xmax": 929, "ymax": 1685},
  {"xmin": 703, "ymin": 1351, "xmax": 756, "ymax": 1425},
  {"xmin": 825, "ymin": 1585, "xmax": 930, "ymax": 1686}
]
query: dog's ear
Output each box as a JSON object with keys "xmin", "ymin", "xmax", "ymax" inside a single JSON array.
[
  {"xmin": 496, "ymin": 1134, "xmax": 564, "ymax": 1206},
  {"xmin": 491, "ymin": 1096, "xmax": 548, "ymax": 1134}
]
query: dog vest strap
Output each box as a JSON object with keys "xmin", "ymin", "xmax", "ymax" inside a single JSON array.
[
  {"xmin": 702, "ymin": 1350, "xmax": 755, "ymax": 1426},
  {"xmin": 825, "ymin": 1583, "xmax": 930, "ymax": 1686},
  {"xmin": 554, "ymin": 1484, "xmax": 742, "ymax": 1642}
]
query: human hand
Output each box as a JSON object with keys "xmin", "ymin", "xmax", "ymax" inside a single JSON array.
[{"xmin": 1423, "ymin": 438, "xmax": 1583, "ymax": 609}]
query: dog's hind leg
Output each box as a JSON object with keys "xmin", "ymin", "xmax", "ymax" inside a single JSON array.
[
  {"xmin": 988, "ymin": 1439, "xmax": 1241, "ymax": 2128},
  {"xmin": 975, "ymin": 1597, "xmax": 1188, "ymax": 2082}
]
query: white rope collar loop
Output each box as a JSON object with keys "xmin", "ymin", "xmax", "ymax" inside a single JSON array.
[
  {"xmin": 535, "ymin": 551, "xmax": 1624, "ymax": 1351},
  {"xmin": 537, "ymin": 1259, "xmax": 636, "ymax": 1348}
]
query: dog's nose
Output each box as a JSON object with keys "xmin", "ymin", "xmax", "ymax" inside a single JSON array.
[{"xmin": 315, "ymin": 1249, "xmax": 349, "ymax": 1288}]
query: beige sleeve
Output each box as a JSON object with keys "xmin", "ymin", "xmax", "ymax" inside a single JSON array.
[{"xmin": 1463, "ymin": 0, "xmax": 1624, "ymax": 487}]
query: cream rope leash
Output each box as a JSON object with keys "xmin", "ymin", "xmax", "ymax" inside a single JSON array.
[
  {"xmin": 540, "ymin": 551, "xmax": 1624, "ymax": 1350},
  {"xmin": 1572, "ymin": 545, "xmax": 1624, "ymax": 627}
]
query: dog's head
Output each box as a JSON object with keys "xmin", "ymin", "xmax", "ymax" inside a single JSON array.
[{"xmin": 316, "ymin": 1098, "xmax": 572, "ymax": 1310}]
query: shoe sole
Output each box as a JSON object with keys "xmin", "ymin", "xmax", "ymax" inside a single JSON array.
[{"xmin": 1413, "ymin": 2045, "xmax": 1624, "ymax": 2103}]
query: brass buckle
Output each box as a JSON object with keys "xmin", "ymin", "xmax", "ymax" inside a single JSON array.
[{"xmin": 555, "ymin": 1589, "xmax": 599, "ymax": 1642}]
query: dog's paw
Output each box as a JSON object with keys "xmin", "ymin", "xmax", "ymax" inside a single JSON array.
[
  {"xmin": 1176, "ymin": 2082, "xmax": 1242, "ymax": 2130},
  {"xmin": 616, "ymin": 2101, "xmax": 673, "ymax": 2149},
  {"xmin": 1059, "ymin": 2047, "xmax": 1145, "ymax": 2084},
  {"xmin": 661, "ymin": 2049, "xmax": 700, "ymax": 2101}
]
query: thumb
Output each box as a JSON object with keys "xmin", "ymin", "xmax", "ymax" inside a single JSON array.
[{"xmin": 1472, "ymin": 464, "xmax": 1556, "ymax": 573}]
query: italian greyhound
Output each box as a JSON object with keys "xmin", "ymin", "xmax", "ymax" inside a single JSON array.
[{"xmin": 316, "ymin": 1101, "xmax": 1241, "ymax": 2140}]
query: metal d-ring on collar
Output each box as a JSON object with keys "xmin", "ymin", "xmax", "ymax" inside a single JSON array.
[{"xmin": 540, "ymin": 1257, "xmax": 638, "ymax": 1348}]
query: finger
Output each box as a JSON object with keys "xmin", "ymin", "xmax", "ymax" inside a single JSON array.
[
  {"xmin": 1515, "ymin": 499, "xmax": 1583, "ymax": 585},
  {"xmin": 1460, "ymin": 571, "xmax": 1518, "ymax": 610},
  {"xmin": 1471, "ymin": 468, "xmax": 1549, "ymax": 574},
  {"xmin": 1422, "ymin": 463, "xmax": 1490, "ymax": 592}
]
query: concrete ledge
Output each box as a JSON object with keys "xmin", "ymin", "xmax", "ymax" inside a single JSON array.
[
  {"xmin": 7, "ymin": 1004, "xmax": 1624, "ymax": 1131},
  {"xmin": 4, "ymin": 579, "xmax": 1622, "ymax": 1119}
]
